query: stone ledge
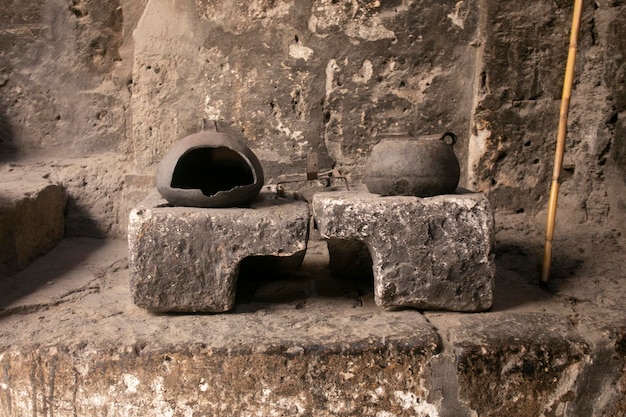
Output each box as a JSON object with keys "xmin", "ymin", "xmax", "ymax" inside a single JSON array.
[
  {"xmin": 0, "ymin": 180, "xmax": 65, "ymax": 275},
  {"xmin": 0, "ymin": 238, "xmax": 625, "ymax": 416},
  {"xmin": 449, "ymin": 313, "xmax": 590, "ymax": 416},
  {"xmin": 128, "ymin": 191, "xmax": 310, "ymax": 312},
  {"xmin": 424, "ymin": 311, "xmax": 626, "ymax": 417},
  {"xmin": 0, "ymin": 303, "xmax": 441, "ymax": 417},
  {"xmin": 312, "ymin": 191, "xmax": 495, "ymax": 312}
]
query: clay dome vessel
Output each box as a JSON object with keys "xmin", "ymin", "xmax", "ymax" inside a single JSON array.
[
  {"xmin": 364, "ymin": 131, "xmax": 460, "ymax": 197},
  {"xmin": 156, "ymin": 121, "xmax": 264, "ymax": 208}
]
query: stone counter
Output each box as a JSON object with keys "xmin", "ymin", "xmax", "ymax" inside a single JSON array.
[{"xmin": 312, "ymin": 191, "xmax": 496, "ymax": 311}]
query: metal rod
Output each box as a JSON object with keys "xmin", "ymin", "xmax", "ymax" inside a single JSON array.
[{"xmin": 542, "ymin": 0, "xmax": 584, "ymax": 283}]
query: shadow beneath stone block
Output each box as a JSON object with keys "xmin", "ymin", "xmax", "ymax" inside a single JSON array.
[
  {"xmin": 327, "ymin": 239, "xmax": 374, "ymax": 280},
  {"xmin": 236, "ymin": 251, "xmax": 307, "ymax": 304},
  {"xmin": 233, "ymin": 241, "xmax": 374, "ymax": 313}
]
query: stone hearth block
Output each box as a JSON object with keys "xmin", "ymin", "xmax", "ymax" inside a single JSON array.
[
  {"xmin": 128, "ymin": 192, "xmax": 309, "ymax": 312},
  {"xmin": 0, "ymin": 181, "xmax": 66, "ymax": 275},
  {"xmin": 312, "ymin": 191, "xmax": 495, "ymax": 311}
]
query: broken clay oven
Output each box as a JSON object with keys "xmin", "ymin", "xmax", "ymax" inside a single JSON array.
[
  {"xmin": 156, "ymin": 120, "xmax": 264, "ymax": 208},
  {"xmin": 364, "ymin": 131, "xmax": 460, "ymax": 197}
]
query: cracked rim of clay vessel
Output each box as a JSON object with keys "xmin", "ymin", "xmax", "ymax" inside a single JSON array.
[{"xmin": 156, "ymin": 121, "xmax": 264, "ymax": 208}]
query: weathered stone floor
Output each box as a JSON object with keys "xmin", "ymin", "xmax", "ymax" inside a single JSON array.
[{"xmin": 0, "ymin": 216, "xmax": 625, "ymax": 416}]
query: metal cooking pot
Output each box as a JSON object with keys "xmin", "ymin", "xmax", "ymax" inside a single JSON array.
[{"xmin": 364, "ymin": 131, "xmax": 460, "ymax": 197}]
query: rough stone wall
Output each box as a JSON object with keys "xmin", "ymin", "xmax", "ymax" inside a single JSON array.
[
  {"xmin": 469, "ymin": 0, "xmax": 626, "ymax": 226},
  {"xmin": 604, "ymin": 1, "xmax": 626, "ymax": 224},
  {"xmin": 0, "ymin": 0, "xmax": 130, "ymax": 156},
  {"xmin": 0, "ymin": 0, "xmax": 145, "ymax": 237},
  {"xmin": 130, "ymin": 0, "xmax": 479, "ymax": 182},
  {"xmin": 1, "ymin": 0, "xmax": 625, "ymax": 235}
]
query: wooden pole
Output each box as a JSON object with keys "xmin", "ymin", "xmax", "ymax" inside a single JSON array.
[{"xmin": 542, "ymin": 0, "xmax": 584, "ymax": 283}]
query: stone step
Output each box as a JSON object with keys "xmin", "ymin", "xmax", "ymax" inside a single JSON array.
[
  {"xmin": 0, "ymin": 238, "xmax": 624, "ymax": 416},
  {"xmin": 0, "ymin": 180, "xmax": 66, "ymax": 276}
]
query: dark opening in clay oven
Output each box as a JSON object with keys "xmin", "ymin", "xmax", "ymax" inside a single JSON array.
[
  {"xmin": 156, "ymin": 121, "xmax": 264, "ymax": 208},
  {"xmin": 171, "ymin": 147, "xmax": 254, "ymax": 196}
]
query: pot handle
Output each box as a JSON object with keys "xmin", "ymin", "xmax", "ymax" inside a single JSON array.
[{"xmin": 440, "ymin": 132, "xmax": 457, "ymax": 146}]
